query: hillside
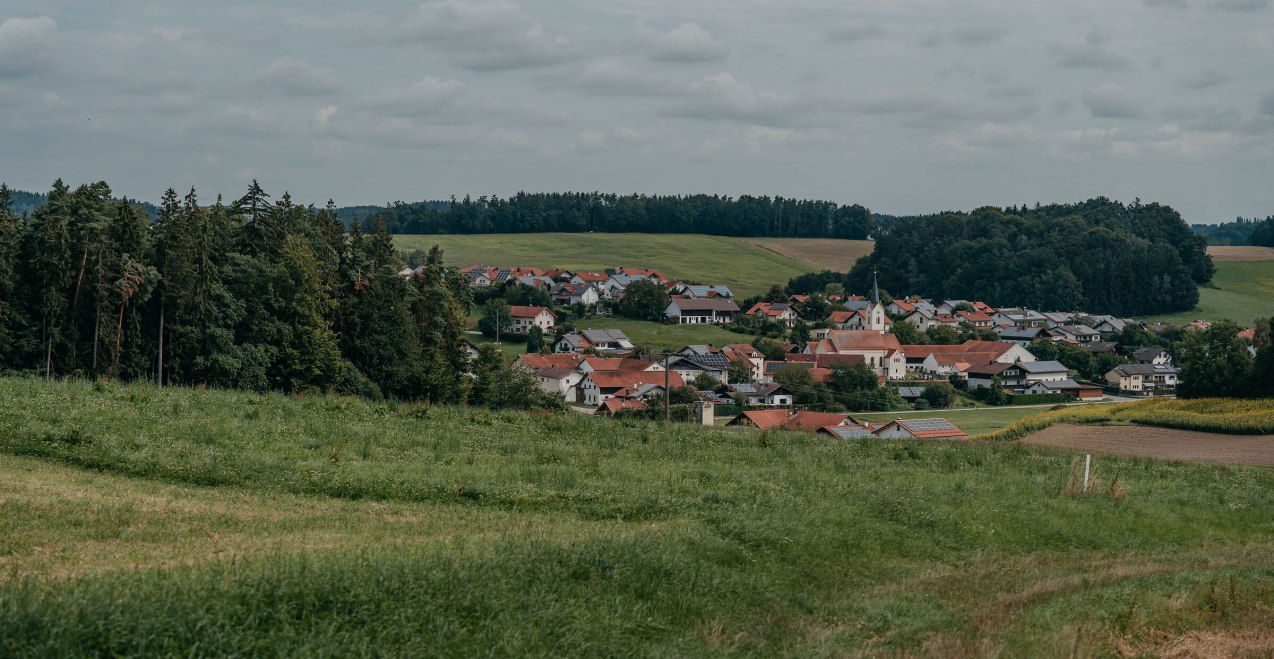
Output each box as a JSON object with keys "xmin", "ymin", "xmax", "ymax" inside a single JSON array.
[
  {"xmin": 2, "ymin": 378, "xmax": 1273, "ymax": 656},
  {"xmin": 396, "ymin": 233, "xmax": 823, "ymax": 298},
  {"xmin": 1146, "ymin": 260, "xmax": 1274, "ymax": 325}
]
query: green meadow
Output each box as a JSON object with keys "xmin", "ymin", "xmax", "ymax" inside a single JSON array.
[
  {"xmin": 1141, "ymin": 260, "xmax": 1274, "ymax": 326},
  {"xmin": 2, "ymin": 377, "xmax": 1272, "ymax": 657},
  {"xmin": 395, "ymin": 233, "xmax": 816, "ymax": 298}
]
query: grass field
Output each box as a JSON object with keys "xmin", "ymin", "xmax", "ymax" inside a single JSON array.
[
  {"xmin": 2, "ymin": 377, "xmax": 1273, "ymax": 656},
  {"xmin": 982, "ymin": 397, "xmax": 1274, "ymax": 440},
  {"xmin": 396, "ymin": 233, "xmax": 819, "ymax": 298},
  {"xmin": 1144, "ymin": 260, "xmax": 1274, "ymax": 325}
]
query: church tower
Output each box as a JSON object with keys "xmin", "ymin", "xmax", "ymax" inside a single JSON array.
[{"xmin": 869, "ymin": 270, "xmax": 886, "ymax": 333}]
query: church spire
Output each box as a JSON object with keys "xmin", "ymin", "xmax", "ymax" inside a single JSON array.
[{"xmin": 872, "ymin": 269, "xmax": 880, "ymax": 306}]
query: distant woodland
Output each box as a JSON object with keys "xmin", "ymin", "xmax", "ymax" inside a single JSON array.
[{"xmin": 798, "ymin": 199, "xmax": 1212, "ymax": 317}]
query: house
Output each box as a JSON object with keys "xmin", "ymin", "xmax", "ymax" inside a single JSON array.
[
  {"xmin": 579, "ymin": 370, "xmax": 685, "ymax": 407},
  {"xmin": 746, "ymin": 302, "xmax": 800, "ymax": 329},
  {"xmin": 1079, "ymin": 341, "xmax": 1120, "ymax": 355},
  {"xmin": 1106, "ymin": 363, "xmax": 1179, "ymax": 394},
  {"xmin": 956, "ymin": 310, "xmax": 995, "ymax": 329},
  {"xmin": 721, "ymin": 343, "xmax": 766, "ymax": 381},
  {"xmin": 508, "ymin": 306, "xmax": 556, "ymax": 333},
  {"xmin": 727, "ymin": 383, "xmax": 794, "ymax": 407},
  {"xmin": 1020, "ymin": 379, "xmax": 1104, "ymax": 400},
  {"xmin": 664, "ymin": 298, "xmax": 740, "ymax": 324},
  {"xmin": 535, "ymin": 367, "xmax": 585, "ymax": 403},
  {"xmin": 964, "ymin": 361, "xmax": 1027, "ymax": 389},
  {"xmin": 1089, "ymin": 315, "xmax": 1128, "ymax": 334},
  {"xmin": 668, "ymin": 353, "xmax": 732, "ymax": 385},
  {"xmin": 1040, "ymin": 312, "xmax": 1075, "ymax": 328},
  {"xmin": 570, "ymin": 271, "xmax": 611, "ymax": 286},
  {"xmin": 727, "ymin": 409, "xmax": 857, "ymax": 432},
  {"xmin": 895, "ymin": 386, "xmax": 927, "ymax": 403},
  {"xmin": 873, "ymin": 418, "xmax": 967, "ymax": 440},
  {"xmin": 1047, "ymin": 325, "xmax": 1102, "ymax": 343},
  {"xmin": 809, "ymin": 330, "xmax": 906, "ymax": 379},
  {"xmin": 554, "ymin": 329, "xmax": 633, "ymax": 354},
  {"xmin": 832, "ymin": 308, "xmax": 893, "ymax": 332},
  {"xmin": 1133, "ymin": 347, "xmax": 1173, "ymax": 366},
  {"xmin": 596, "ymin": 398, "xmax": 647, "ymax": 416},
  {"xmin": 992, "ymin": 308, "xmax": 1048, "ymax": 328},
  {"xmin": 935, "ymin": 300, "xmax": 975, "ymax": 316},
  {"xmin": 901, "ymin": 341, "xmax": 1036, "ymax": 377},
  {"xmin": 680, "ymin": 285, "xmax": 734, "ymax": 299},
  {"xmin": 997, "ymin": 326, "xmax": 1045, "ymax": 345},
  {"xmin": 551, "ymin": 282, "xmax": 601, "ymax": 307},
  {"xmin": 817, "ymin": 424, "xmax": 877, "ymax": 439},
  {"xmin": 1019, "ymin": 360, "xmax": 1070, "ymax": 384}
]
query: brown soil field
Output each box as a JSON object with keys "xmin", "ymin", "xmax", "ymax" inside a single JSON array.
[
  {"xmin": 1206, "ymin": 246, "xmax": 1274, "ymax": 261},
  {"xmin": 1021, "ymin": 424, "xmax": 1274, "ymax": 466},
  {"xmin": 735, "ymin": 237, "xmax": 875, "ymax": 273}
]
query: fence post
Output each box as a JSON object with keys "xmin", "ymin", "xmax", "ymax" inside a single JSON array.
[{"xmin": 1083, "ymin": 454, "xmax": 1091, "ymax": 493}]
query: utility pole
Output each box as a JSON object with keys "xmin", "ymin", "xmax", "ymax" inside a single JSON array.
[
  {"xmin": 495, "ymin": 312, "xmax": 501, "ymax": 345},
  {"xmin": 664, "ymin": 352, "xmax": 671, "ymax": 423}
]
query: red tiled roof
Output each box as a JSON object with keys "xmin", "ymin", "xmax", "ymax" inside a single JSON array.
[
  {"xmin": 587, "ymin": 371, "xmax": 684, "ymax": 390},
  {"xmin": 825, "ymin": 330, "xmax": 902, "ymax": 352},
  {"xmin": 599, "ymin": 398, "xmax": 647, "ymax": 414},
  {"xmin": 509, "ymin": 305, "xmax": 554, "ymax": 318},
  {"xmin": 519, "ymin": 354, "xmax": 584, "ymax": 370}
]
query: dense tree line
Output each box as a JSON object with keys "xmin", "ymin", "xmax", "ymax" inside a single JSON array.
[
  {"xmin": 797, "ymin": 198, "xmax": 1211, "ymax": 317},
  {"xmin": 0, "ymin": 181, "xmax": 558, "ymax": 410},
  {"xmin": 1190, "ymin": 216, "xmax": 1274, "ymax": 246},
  {"xmin": 347, "ymin": 192, "xmax": 876, "ymax": 239},
  {"xmin": 1178, "ymin": 319, "xmax": 1274, "ymax": 399}
]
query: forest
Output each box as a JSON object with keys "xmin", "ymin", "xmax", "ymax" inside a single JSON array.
[
  {"xmin": 0, "ymin": 181, "xmax": 558, "ymax": 410},
  {"xmin": 338, "ymin": 192, "xmax": 876, "ymax": 239},
  {"xmin": 823, "ymin": 199, "xmax": 1213, "ymax": 317},
  {"xmin": 1190, "ymin": 215, "xmax": 1274, "ymax": 246}
]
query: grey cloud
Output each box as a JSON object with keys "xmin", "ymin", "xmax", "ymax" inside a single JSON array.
[
  {"xmin": 1260, "ymin": 92, "xmax": 1274, "ymax": 116},
  {"xmin": 823, "ymin": 24, "xmax": 885, "ymax": 44},
  {"xmin": 253, "ymin": 59, "xmax": 341, "ymax": 96},
  {"xmin": 392, "ymin": 1, "xmax": 581, "ymax": 72},
  {"xmin": 572, "ymin": 60, "xmax": 681, "ymax": 97},
  {"xmin": 670, "ymin": 72, "xmax": 799, "ymax": 127},
  {"xmin": 0, "ymin": 16, "xmax": 59, "ymax": 77},
  {"xmin": 919, "ymin": 25, "xmax": 1007, "ymax": 48},
  {"xmin": 1052, "ymin": 43, "xmax": 1132, "ymax": 70},
  {"xmin": 1083, "ymin": 83, "xmax": 1145, "ymax": 118},
  {"xmin": 1144, "ymin": 0, "xmax": 1189, "ymax": 7},
  {"xmin": 646, "ymin": 23, "xmax": 729, "ymax": 64},
  {"xmin": 1161, "ymin": 104, "xmax": 1244, "ymax": 131},
  {"xmin": 1178, "ymin": 68, "xmax": 1229, "ymax": 90},
  {"xmin": 1208, "ymin": 0, "xmax": 1268, "ymax": 9},
  {"xmin": 364, "ymin": 77, "xmax": 469, "ymax": 119}
]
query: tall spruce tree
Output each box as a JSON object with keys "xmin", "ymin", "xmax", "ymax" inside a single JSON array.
[{"xmin": 0, "ymin": 184, "xmax": 21, "ymax": 366}]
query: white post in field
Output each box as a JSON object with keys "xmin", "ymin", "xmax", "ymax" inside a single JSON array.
[{"xmin": 1083, "ymin": 454, "xmax": 1091, "ymax": 493}]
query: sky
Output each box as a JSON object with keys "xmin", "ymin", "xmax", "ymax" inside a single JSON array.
[{"xmin": 1, "ymin": 1, "xmax": 1272, "ymax": 222}]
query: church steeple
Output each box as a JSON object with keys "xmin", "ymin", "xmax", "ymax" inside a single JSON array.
[{"xmin": 871, "ymin": 270, "xmax": 880, "ymax": 306}]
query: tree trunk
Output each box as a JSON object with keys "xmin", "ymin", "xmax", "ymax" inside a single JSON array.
[
  {"xmin": 71, "ymin": 244, "xmax": 89, "ymax": 310},
  {"xmin": 157, "ymin": 302, "xmax": 165, "ymax": 389}
]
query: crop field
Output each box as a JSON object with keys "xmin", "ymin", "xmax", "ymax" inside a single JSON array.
[
  {"xmin": 1022, "ymin": 424, "xmax": 1274, "ymax": 466},
  {"xmin": 1146, "ymin": 260, "xmax": 1274, "ymax": 325},
  {"xmin": 2, "ymin": 378, "xmax": 1273, "ymax": 657},
  {"xmin": 395, "ymin": 233, "xmax": 818, "ymax": 298},
  {"xmin": 734, "ymin": 237, "xmax": 875, "ymax": 273},
  {"xmin": 1206, "ymin": 246, "xmax": 1274, "ymax": 261},
  {"xmin": 982, "ymin": 397, "xmax": 1274, "ymax": 441}
]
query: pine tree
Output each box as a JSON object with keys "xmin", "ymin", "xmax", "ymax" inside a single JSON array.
[
  {"xmin": 0, "ymin": 184, "xmax": 21, "ymax": 366},
  {"xmin": 21, "ymin": 179, "xmax": 74, "ymax": 377}
]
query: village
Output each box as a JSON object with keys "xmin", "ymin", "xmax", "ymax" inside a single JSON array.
[{"xmin": 427, "ymin": 262, "xmax": 1212, "ymax": 439}]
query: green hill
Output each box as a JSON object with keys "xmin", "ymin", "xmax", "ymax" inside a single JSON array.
[
  {"xmin": 1146, "ymin": 260, "xmax": 1274, "ymax": 325},
  {"xmin": 2, "ymin": 378, "xmax": 1272, "ymax": 656},
  {"xmin": 395, "ymin": 233, "xmax": 825, "ymax": 298}
]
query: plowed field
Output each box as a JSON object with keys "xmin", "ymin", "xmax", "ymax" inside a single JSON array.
[{"xmin": 1021, "ymin": 423, "xmax": 1274, "ymax": 466}]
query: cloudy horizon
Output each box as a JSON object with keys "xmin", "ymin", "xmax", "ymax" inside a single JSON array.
[{"xmin": 1, "ymin": 0, "xmax": 1272, "ymax": 222}]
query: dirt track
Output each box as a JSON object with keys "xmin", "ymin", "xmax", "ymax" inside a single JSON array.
[
  {"xmin": 1206, "ymin": 246, "xmax": 1274, "ymax": 261},
  {"xmin": 1020, "ymin": 424, "xmax": 1274, "ymax": 466}
]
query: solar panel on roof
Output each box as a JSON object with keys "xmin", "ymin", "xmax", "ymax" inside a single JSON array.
[
  {"xmin": 827, "ymin": 426, "xmax": 874, "ymax": 439},
  {"xmin": 902, "ymin": 418, "xmax": 958, "ymax": 431}
]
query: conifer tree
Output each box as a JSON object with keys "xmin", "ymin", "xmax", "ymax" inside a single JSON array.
[{"xmin": 0, "ymin": 184, "xmax": 20, "ymax": 366}]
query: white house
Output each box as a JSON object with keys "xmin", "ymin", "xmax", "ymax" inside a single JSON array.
[
  {"xmin": 664, "ymin": 299, "xmax": 740, "ymax": 324},
  {"xmin": 508, "ymin": 306, "xmax": 556, "ymax": 333}
]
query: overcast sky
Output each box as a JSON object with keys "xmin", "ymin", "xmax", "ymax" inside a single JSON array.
[{"xmin": 1, "ymin": 1, "xmax": 1272, "ymax": 222}]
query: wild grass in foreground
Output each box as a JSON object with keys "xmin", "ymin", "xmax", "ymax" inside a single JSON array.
[
  {"xmin": 980, "ymin": 397, "xmax": 1274, "ymax": 440},
  {"xmin": 1, "ymin": 377, "xmax": 1272, "ymax": 657}
]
